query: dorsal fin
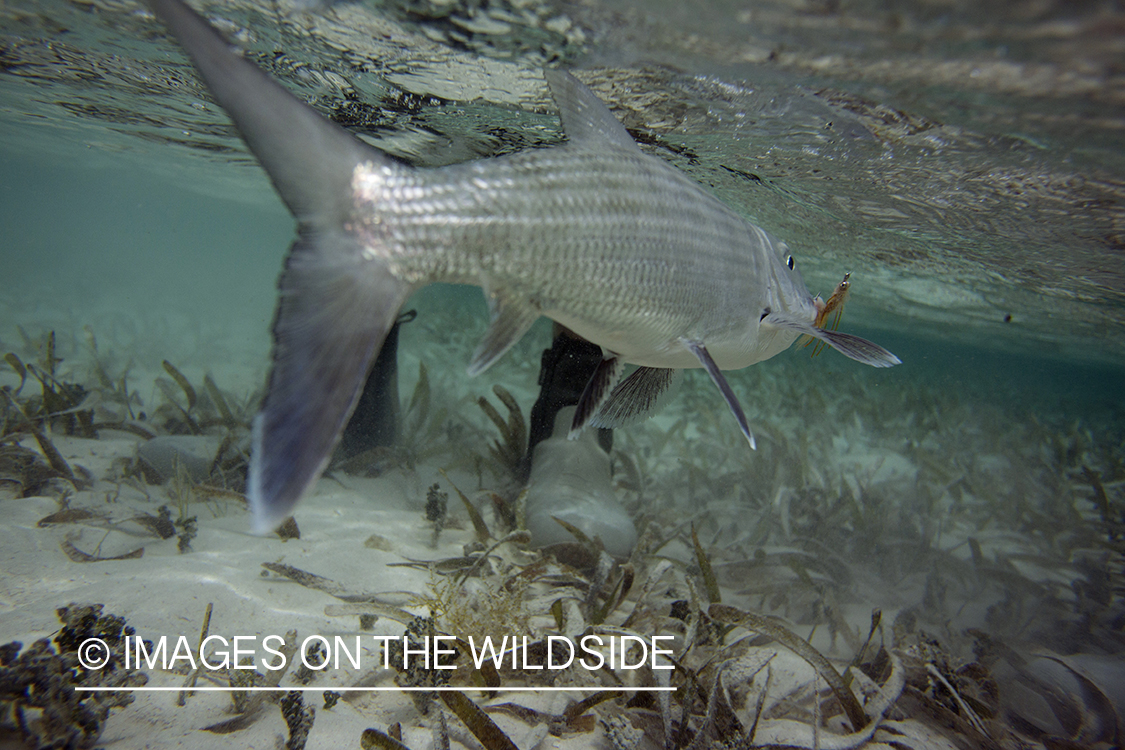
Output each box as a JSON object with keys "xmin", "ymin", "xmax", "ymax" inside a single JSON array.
[{"xmin": 544, "ymin": 69, "xmax": 639, "ymax": 149}]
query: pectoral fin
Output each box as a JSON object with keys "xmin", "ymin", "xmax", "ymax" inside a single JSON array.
[
  {"xmin": 569, "ymin": 355, "xmax": 625, "ymax": 438},
  {"xmin": 683, "ymin": 339, "xmax": 757, "ymax": 449},
  {"xmin": 468, "ymin": 289, "xmax": 539, "ymax": 377},
  {"xmin": 590, "ymin": 366, "xmax": 682, "ymax": 429},
  {"xmin": 249, "ymin": 233, "xmax": 413, "ymax": 533},
  {"xmin": 762, "ymin": 313, "xmax": 901, "ymax": 367}
]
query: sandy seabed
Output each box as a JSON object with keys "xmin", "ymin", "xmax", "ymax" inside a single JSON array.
[{"xmin": 1, "ymin": 294, "xmax": 1122, "ymax": 750}]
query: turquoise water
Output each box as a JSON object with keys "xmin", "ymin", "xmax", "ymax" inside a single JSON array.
[{"xmin": 1, "ymin": 0, "xmax": 1123, "ymax": 747}]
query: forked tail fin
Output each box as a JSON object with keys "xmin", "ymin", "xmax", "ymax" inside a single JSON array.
[
  {"xmin": 147, "ymin": 0, "xmax": 413, "ymax": 531},
  {"xmin": 146, "ymin": 0, "xmax": 373, "ymax": 222},
  {"xmin": 250, "ymin": 231, "xmax": 411, "ymax": 533}
]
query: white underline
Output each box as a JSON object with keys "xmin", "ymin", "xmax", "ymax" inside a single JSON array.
[{"xmin": 74, "ymin": 686, "xmax": 675, "ymax": 692}]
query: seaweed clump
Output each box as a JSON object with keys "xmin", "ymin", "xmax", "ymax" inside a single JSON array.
[
  {"xmin": 4, "ymin": 332, "xmax": 95, "ymax": 439},
  {"xmin": 0, "ymin": 444, "xmax": 68, "ymax": 499},
  {"xmin": 425, "ymin": 483, "xmax": 448, "ymax": 546},
  {"xmin": 0, "ymin": 603, "xmax": 148, "ymax": 749}
]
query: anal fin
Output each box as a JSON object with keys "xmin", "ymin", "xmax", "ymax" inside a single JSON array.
[
  {"xmin": 589, "ymin": 366, "xmax": 682, "ymax": 429},
  {"xmin": 468, "ymin": 288, "xmax": 539, "ymax": 376},
  {"xmin": 682, "ymin": 339, "xmax": 756, "ymax": 449}
]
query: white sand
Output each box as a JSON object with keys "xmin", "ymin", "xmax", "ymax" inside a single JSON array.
[{"xmin": 0, "ymin": 292, "xmax": 1117, "ymax": 749}]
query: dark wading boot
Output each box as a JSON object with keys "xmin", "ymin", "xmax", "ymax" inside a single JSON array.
[
  {"xmin": 521, "ymin": 326, "xmax": 636, "ymax": 558},
  {"xmin": 338, "ymin": 310, "xmax": 416, "ymax": 459},
  {"xmin": 520, "ymin": 326, "xmax": 612, "ymax": 481},
  {"xmin": 340, "ymin": 318, "xmax": 637, "ymax": 558}
]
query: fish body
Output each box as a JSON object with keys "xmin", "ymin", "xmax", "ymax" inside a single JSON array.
[
  {"xmin": 349, "ymin": 135, "xmax": 814, "ymax": 372},
  {"xmin": 145, "ymin": 0, "xmax": 899, "ymax": 532}
]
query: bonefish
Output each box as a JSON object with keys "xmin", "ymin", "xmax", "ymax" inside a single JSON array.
[{"xmin": 145, "ymin": 0, "xmax": 900, "ymax": 532}]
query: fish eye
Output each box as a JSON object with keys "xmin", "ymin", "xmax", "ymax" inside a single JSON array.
[{"xmin": 786, "ymin": 255, "xmax": 795, "ymax": 270}]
